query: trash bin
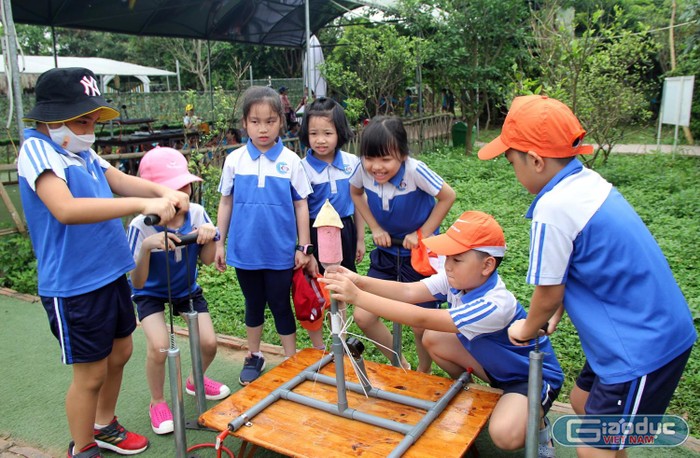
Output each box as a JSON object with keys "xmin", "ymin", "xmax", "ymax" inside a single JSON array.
[{"xmin": 451, "ymin": 122, "xmax": 477, "ymax": 148}]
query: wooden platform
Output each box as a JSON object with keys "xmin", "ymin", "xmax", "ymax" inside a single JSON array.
[{"xmin": 199, "ymin": 348, "xmax": 501, "ymax": 457}]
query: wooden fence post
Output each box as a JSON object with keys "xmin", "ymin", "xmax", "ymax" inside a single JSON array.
[{"xmin": 0, "ymin": 180, "xmax": 25, "ymax": 236}]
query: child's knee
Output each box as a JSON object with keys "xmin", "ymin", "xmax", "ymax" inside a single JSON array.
[
  {"xmin": 109, "ymin": 336, "xmax": 133, "ymax": 366},
  {"xmin": 200, "ymin": 335, "xmax": 218, "ymax": 356},
  {"xmin": 488, "ymin": 417, "xmax": 524, "ymax": 451},
  {"xmin": 352, "ymin": 308, "xmax": 376, "ymax": 329},
  {"xmin": 411, "ymin": 327, "xmax": 426, "ymax": 339},
  {"xmin": 421, "ymin": 329, "xmax": 440, "ymax": 350},
  {"xmin": 147, "ymin": 346, "xmax": 167, "ymax": 365}
]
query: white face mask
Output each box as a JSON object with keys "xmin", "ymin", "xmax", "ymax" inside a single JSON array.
[{"xmin": 48, "ymin": 124, "xmax": 95, "ymax": 153}]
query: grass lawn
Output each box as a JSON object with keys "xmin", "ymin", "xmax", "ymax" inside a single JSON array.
[
  {"xmin": 196, "ymin": 146, "xmax": 700, "ymax": 437},
  {"xmin": 475, "ymin": 123, "xmax": 695, "ymax": 146},
  {"xmin": 1, "ymin": 141, "xmax": 699, "ymax": 440}
]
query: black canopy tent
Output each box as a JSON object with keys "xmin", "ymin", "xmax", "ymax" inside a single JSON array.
[
  {"xmin": 10, "ymin": 0, "xmax": 368, "ymax": 48},
  {"xmin": 7, "ymin": 0, "xmax": 395, "ymax": 141}
]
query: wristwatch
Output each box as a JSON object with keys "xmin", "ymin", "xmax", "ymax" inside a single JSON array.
[{"xmin": 296, "ymin": 244, "xmax": 315, "ymax": 255}]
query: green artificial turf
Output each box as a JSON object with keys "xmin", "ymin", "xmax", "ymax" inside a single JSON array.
[
  {"xmin": 2, "ymin": 294, "xmax": 698, "ymax": 457},
  {"xmin": 0, "ymin": 294, "xmax": 266, "ymax": 457}
]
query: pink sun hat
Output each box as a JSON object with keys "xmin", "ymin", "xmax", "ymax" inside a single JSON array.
[{"xmin": 138, "ymin": 147, "xmax": 202, "ymax": 190}]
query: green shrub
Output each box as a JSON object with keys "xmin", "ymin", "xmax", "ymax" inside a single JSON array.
[{"xmin": 0, "ymin": 234, "xmax": 37, "ymax": 294}]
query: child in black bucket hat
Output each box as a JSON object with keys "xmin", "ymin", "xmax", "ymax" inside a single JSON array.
[{"xmin": 17, "ymin": 67, "xmax": 191, "ymax": 458}]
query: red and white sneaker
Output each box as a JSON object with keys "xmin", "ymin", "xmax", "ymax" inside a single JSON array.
[
  {"xmin": 67, "ymin": 441, "xmax": 102, "ymax": 458},
  {"xmin": 94, "ymin": 417, "xmax": 149, "ymax": 455},
  {"xmin": 185, "ymin": 376, "xmax": 231, "ymax": 400},
  {"xmin": 149, "ymin": 402, "xmax": 174, "ymax": 435}
]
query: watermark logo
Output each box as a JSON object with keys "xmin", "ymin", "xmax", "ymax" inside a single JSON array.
[{"xmin": 552, "ymin": 415, "xmax": 689, "ymax": 448}]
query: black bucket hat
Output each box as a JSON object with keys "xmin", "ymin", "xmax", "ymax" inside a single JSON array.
[{"xmin": 23, "ymin": 67, "xmax": 120, "ymax": 123}]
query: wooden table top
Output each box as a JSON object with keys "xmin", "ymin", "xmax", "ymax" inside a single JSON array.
[{"xmin": 199, "ymin": 348, "xmax": 501, "ymax": 458}]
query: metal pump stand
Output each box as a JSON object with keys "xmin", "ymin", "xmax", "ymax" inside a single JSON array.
[
  {"xmin": 180, "ymin": 242, "xmax": 208, "ymax": 429},
  {"xmin": 227, "ymin": 293, "xmax": 472, "ymax": 457},
  {"xmin": 161, "ymin": 231, "xmax": 196, "ymax": 458},
  {"xmin": 145, "ymin": 215, "xmax": 208, "ymax": 457},
  {"xmin": 391, "ymin": 240, "xmax": 404, "ymax": 368},
  {"xmin": 524, "ymin": 325, "xmax": 547, "ymax": 458}
]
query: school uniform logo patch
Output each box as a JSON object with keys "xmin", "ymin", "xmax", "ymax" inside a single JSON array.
[
  {"xmin": 276, "ymin": 162, "xmax": 290, "ymax": 174},
  {"xmin": 344, "ymin": 164, "xmax": 353, "ymax": 175}
]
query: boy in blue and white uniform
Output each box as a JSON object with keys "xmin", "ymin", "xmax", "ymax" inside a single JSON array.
[
  {"xmin": 322, "ymin": 211, "xmax": 563, "ymax": 456},
  {"xmin": 18, "ymin": 67, "xmax": 188, "ymax": 458},
  {"xmin": 479, "ymin": 95, "xmax": 696, "ymax": 457}
]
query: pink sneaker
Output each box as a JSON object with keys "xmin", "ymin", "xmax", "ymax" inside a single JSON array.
[
  {"xmin": 149, "ymin": 402, "xmax": 173, "ymax": 435},
  {"xmin": 185, "ymin": 376, "xmax": 231, "ymax": 401}
]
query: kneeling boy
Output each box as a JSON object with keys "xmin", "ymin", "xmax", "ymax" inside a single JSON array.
[{"xmin": 322, "ymin": 211, "xmax": 563, "ymax": 455}]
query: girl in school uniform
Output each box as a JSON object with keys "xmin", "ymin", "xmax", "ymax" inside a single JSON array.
[
  {"xmin": 215, "ymin": 86, "xmax": 314, "ymax": 385},
  {"xmin": 349, "ymin": 116, "xmax": 455, "ymax": 372}
]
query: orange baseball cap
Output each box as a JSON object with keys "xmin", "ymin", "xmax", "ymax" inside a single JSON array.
[
  {"xmin": 422, "ymin": 211, "xmax": 506, "ymax": 257},
  {"xmin": 478, "ymin": 95, "xmax": 594, "ymax": 160}
]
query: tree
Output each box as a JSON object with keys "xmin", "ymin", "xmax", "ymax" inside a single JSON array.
[
  {"xmin": 529, "ymin": 2, "xmax": 658, "ymax": 165},
  {"xmin": 13, "ymin": 25, "xmax": 52, "ymax": 55},
  {"xmin": 577, "ymin": 22, "xmax": 657, "ymax": 164},
  {"xmin": 323, "ymin": 24, "xmax": 417, "ymax": 120},
  {"xmin": 398, "ymin": 0, "xmax": 531, "ymax": 154},
  {"xmin": 672, "ymin": 0, "xmax": 700, "ymax": 139}
]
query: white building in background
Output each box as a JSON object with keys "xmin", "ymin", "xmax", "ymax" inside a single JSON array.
[{"xmin": 0, "ymin": 55, "xmax": 176, "ymax": 94}]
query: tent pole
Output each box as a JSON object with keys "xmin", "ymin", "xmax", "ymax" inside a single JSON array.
[
  {"xmin": 305, "ymin": 0, "xmax": 312, "ymax": 95},
  {"xmin": 51, "ymin": 26, "xmax": 58, "ymax": 67},
  {"xmin": 176, "ymin": 59, "xmax": 181, "ymax": 91},
  {"xmin": 1, "ymin": 0, "xmax": 25, "ymax": 143},
  {"xmin": 207, "ymin": 40, "xmax": 213, "ymax": 111}
]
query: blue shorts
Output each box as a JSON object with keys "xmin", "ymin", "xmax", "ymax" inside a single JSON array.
[
  {"xmin": 487, "ymin": 376, "xmax": 560, "ymax": 415},
  {"xmin": 133, "ymin": 287, "xmax": 209, "ymax": 321},
  {"xmin": 576, "ymin": 345, "xmax": 693, "ymax": 417},
  {"xmin": 40, "ymin": 275, "xmax": 136, "ymax": 365},
  {"xmin": 368, "ymin": 248, "xmax": 441, "ymax": 309}
]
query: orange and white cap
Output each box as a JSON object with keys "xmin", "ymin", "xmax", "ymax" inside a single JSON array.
[
  {"xmin": 422, "ymin": 211, "xmax": 506, "ymax": 257},
  {"xmin": 478, "ymin": 95, "xmax": 594, "ymax": 160}
]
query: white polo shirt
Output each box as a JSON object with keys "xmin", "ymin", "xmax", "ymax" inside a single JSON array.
[
  {"xmin": 526, "ymin": 158, "xmax": 696, "ymax": 384},
  {"xmin": 301, "ymin": 149, "xmax": 359, "ymax": 219},
  {"xmin": 349, "ymin": 157, "xmax": 444, "ymax": 256},
  {"xmin": 422, "ymin": 270, "xmax": 563, "ymax": 388},
  {"xmin": 218, "ymin": 139, "xmax": 312, "ymax": 270}
]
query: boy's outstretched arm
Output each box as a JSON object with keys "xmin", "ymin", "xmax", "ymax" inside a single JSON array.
[
  {"xmin": 36, "ymin": 171, "xmax": 179, "ymax": 225},
  {"xmin": 106, "ymin": 167, "xmax": 190, "ymax": 216},
  {"xmin": 322, "ymin": 270, "xmax": 457, "ymax": 332},
  {"xmin": 509, "ymin": 284, "xmax": 565, "ymax": 345},
  {"xmin": 329, "ymin": 265, "xmax": 434, "ymax": 304}
]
